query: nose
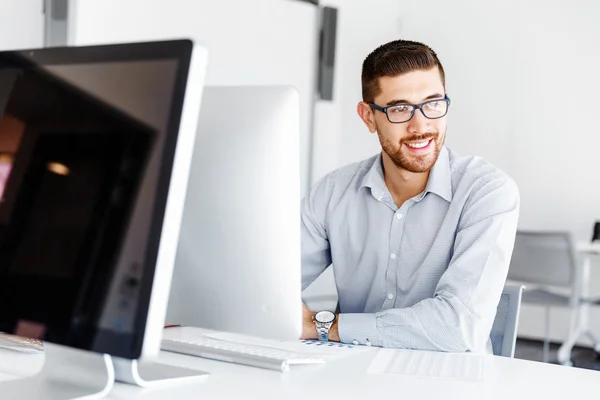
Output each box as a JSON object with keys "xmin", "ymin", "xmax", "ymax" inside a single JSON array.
[{"xmin": 407, "ymin": 107, "xmax": 433, "ymax": 135}]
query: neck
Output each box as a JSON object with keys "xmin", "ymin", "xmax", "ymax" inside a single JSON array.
[{"xmin": 381, "ymin": 152, "xmax": 430, "ymax": 208}]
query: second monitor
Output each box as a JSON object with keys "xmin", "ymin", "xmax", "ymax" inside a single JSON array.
[{"xmin": 167, "ymin": 86, "xmax": 302, "ymax": 340}]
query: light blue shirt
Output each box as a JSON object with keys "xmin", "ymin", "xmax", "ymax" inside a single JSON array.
[{"xmin": 301, "ymin": 147, "xmax": 520, "ymax": 353}]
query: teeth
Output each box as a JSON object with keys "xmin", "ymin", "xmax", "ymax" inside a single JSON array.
[{"xmin": 406, "ymin": 140, "xmax": 431, "ymax": 149}]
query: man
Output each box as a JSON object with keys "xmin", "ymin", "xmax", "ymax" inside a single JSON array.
[{"xmin": 300, "ymin": 39, "xmax": 519, "ymax": 354}]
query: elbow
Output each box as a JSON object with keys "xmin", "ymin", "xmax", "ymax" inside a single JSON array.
[
  {"xmin": 434, "ymin": 296, "xmax": 492, "ymax": 353},
  {"xmin": 442, "ymin": 314, "xmax": 491, "ymax": 353}
]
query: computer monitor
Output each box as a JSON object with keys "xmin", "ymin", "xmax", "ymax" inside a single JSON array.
[
  {"xmin": 0, "ymin": 40, "xmax": 208, "ymax": 397},
  {"xmin": 166, "ymin": 86, "xmax": 302, "ymax": 341}
]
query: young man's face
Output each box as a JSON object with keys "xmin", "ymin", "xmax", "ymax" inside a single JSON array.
[{"xmin": 360, "ymin": 67, "xmax": 448, "ymax": 173}]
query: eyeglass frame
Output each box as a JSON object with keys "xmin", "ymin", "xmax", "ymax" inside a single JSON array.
[{"xmin": 368, "ymin": 94, "xmax": 451, "ymax": 124}]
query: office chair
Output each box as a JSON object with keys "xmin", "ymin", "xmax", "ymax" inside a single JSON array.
[
  {"xmin": 490, "ymin": 284, "xmax": 525, "ymax": 358},
  {"xmin": 506, "ymin": 231, "xmax": 582, "ymax": 363}
]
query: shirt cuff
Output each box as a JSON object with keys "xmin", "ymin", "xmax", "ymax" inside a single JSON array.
[{"xmin": 338, "ymin": 313, "xmax": 380, "ymax": 347}]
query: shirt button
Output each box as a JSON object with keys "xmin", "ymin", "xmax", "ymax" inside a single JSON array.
[
  {"xmin": 387, "ymin": 293, "xmax": 394, "ymax": 300},
  {"xmin": 390, "ymin": 253, "xmax": 396, "ymax": 259},
  {"xmin": 396, "ymin": 213, "xmax": 403, "ymax": 219}
]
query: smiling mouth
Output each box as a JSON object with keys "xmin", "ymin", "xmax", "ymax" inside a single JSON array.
[{"xmin": 404, "ymin": 138, "xmax": 434, "ymax": 152}]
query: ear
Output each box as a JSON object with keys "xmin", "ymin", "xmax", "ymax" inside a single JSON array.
[{"xmin": 357, "ymin": 102, "xmax": 377, "ymax": 133}]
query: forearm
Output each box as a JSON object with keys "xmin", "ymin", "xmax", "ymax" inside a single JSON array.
[{"xmin": 337, "ymin": 293, "xmax": 492, "ymax": 351}]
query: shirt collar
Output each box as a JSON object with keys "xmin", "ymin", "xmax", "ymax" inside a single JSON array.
[
  {"xmin": 424, "ymin": 146, "xmax": 453, "ymax": 202},
  {"xmin": 360, "ymin": 147, "xmax": 453, "ymax": 203},
  {"xmin": 360, "ymin": 154, "xmax": 387, "ymax": 200}
]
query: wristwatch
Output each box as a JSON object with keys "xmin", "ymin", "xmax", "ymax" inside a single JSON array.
[{"xmin": 313, "ymin": 310, "xmax": 336, "ymax": 341}]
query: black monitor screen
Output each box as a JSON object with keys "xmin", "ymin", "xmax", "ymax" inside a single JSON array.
[{"xmin": 0, "ymin": 41, "xmax": 191, "ymax": 359}]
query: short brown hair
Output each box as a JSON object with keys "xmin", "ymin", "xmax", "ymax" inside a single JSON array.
[{"xmin": 361, "ymin": 39, "xmax": 445, "ymax": 103}]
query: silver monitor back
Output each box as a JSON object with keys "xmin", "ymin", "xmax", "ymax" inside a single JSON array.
[{"xmin": 166, "ymin": 86, "xmax": 302, "ymax": 340}]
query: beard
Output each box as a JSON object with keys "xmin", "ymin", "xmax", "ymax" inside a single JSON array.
[{"xmin": 377, "ymin": 129, "xmax": 445, "ymax": 173}]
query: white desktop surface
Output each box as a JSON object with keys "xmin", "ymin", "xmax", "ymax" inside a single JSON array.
[{"xmin": 1, "ymin": 345, "xmax": 599, "ymax": 399}]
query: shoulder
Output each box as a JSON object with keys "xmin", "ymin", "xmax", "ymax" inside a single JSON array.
[
  {"xmin": 446, "ymin": 149, "xmax": 519, "ymax": 220},
  {"xmin": 307, "ymin": 154, "xmax": 378, "ymax": 200},
  {"xmin": 327, "ymin": 154, "xmax": 377, "ymax": 183},
  {"xmin": 448, "ymin": 149, "xmax": 519, "ymax": 198},
  {"xmin": 302, "ymin": 155, "xmax": 377, "ymax": 223}
]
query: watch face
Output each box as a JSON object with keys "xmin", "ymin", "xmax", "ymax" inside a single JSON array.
[{"xmin": 315, "ymin": 310, "xmax": 335, "ymax": 324}]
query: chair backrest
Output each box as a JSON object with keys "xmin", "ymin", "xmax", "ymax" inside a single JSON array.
[
  {"xmin": 490, "ymin": 284, "xmax": 524, "ymax": 357},
  {"xmin": 507, "ymin": 231, "xmax": 578, "ymax": 287}
]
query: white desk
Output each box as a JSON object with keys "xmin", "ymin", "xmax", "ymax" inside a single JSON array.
[
  {"xmin": 557, "ymin": 242, "xmax": 600, "ymax": 365},
  {"xmin": 1, "ymin": 347, "xmax": 599, "ymax": 399}
]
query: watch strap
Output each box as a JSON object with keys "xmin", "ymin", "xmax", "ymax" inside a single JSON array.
[{"xmin": 316, "ymin": 321, "xmax": 333, "ymax": 341}]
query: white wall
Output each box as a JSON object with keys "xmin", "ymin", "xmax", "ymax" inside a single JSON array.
[
  {"xmin": 69, "ymin": 0, "xmax": 319, "ymax": 195},
  {"xmin": 309, "ymin": 0, "xmax": 600, "ymax": 346},
  {"xmin": 0, "ymin": 0, "xmax": 44, "ymax": 50},
  {"xmin": 511, "ymin": 0, "xmax": 600, "ymax": 240}
]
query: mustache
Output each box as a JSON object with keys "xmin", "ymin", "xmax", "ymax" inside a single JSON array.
[{"xmin": 401, "ymin": 133, "xmax": 439, "ymax": 143}]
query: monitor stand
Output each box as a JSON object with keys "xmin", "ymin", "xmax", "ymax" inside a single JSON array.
[
  {"xmin": 112, "ymin": 356, "xmax": 209, "ymax": 387},
  {"xmin": 1, "ymin": 342, "xmax": 209, "ymax": 399}
]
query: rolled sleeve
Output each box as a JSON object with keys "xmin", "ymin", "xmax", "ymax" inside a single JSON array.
[{"xmin": 338, "ymin": 313, "xmax": 379, "ymax": 346}]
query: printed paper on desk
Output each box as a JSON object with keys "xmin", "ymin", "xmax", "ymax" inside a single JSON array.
[
  {"xmin": 204, "ymin": 332, "xmax": 369, "ymax": 359},
  {"xmin": 368, "ymin": 348, "xmax": 485, "ymax": 382}
]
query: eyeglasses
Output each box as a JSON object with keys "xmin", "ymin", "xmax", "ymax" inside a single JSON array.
[{"xmin": 369, "ymin": 95, "xmax": 451, "ymax": 124}]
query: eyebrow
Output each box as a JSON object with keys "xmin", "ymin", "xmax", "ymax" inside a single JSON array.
[{"xmin": 385, "ymin": 93, "xmax": 445, "ymax": 106}]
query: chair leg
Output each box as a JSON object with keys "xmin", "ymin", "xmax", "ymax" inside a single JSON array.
[
  {"xmin": 557, "ymin": 305, "xmax": 579, "ymax": 366},
  {"xmin": 543, "ymin": 306, "xmax": 550, "ymax": 363}
]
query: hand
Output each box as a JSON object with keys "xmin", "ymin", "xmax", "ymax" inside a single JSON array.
[{"xmin": 301, "ymin": 303, "xmax": 317, "ymax": 340}]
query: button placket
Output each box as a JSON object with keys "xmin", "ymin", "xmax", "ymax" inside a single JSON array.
[{"xmin": 386, "ymin": 206, "xmax": 405, "ymax": 308}]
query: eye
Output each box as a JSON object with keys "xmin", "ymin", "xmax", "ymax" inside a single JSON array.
[
  {"xmin": 389, "ymin": 105, "xmax": 411, "ymax": 113},
  {"xmin": 424, "ymin": 100, "xmax": 443, "ymax": 110}
]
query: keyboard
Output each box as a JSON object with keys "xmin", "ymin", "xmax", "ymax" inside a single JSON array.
[{"xmin": 161, "ymin": 334, "xmax": 325, "ymax": 372}]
